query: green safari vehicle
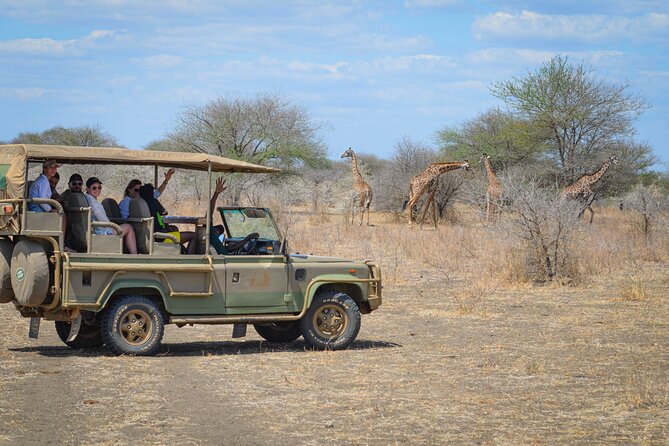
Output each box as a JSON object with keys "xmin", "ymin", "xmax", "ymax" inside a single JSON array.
[{"xmin": 0, "ymin": 144, "xmax": 382, "ymax": 355}]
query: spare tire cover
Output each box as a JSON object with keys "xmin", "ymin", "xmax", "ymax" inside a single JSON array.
[
  {"xmin": 0, "ymin": 238, "xmax": 15, "ymax": 303},
  {"xmin": 11, "ymin": 240, "xmax": 50, "ymax": 306}
]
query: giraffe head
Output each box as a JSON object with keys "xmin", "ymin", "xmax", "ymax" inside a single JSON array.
[
  {"xmin": 610, "ymin": 154, "xmax": 619, "ymax": 165},
  {"xmin": 478, "ymin": 153, "xmax": 490, "ymax": 165},
  {"xmin": 340, "ymin": 147, "xmax": 354, "ymax": 159},
  {"xmin": 462, "ymin": 160, "xmax": 470, "ymax": 171}
]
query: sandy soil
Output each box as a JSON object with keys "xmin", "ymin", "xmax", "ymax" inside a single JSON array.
[{"xmin": 1, "ymin": 269, "xmax": 668, "ymax": 445}]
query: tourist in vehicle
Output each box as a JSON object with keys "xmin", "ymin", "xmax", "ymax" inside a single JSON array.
[
  {"xmin": 119, "ymin": 168, "xmax": 175, "ymax": 219},
  {"xmin": 85, "ymin": 177, "xmax": 138, "ymax": 254},
  {"xmin": 60, "ymin": 173, "xmax": 84, "ymax": 202},
  {"xmin": 49, "ymin": 172, "xmax": 61, "ymax": 202},
  {"xmin": 28, "ymin": 160, "xmax": 60, "ymax": 212},
  {"xmin": 210, "ymin": 176, "xmax": 227, "ymax": 242},
  {"xmin": 139, "ymin": 183, "xmax": 196, "ymax": 254}
]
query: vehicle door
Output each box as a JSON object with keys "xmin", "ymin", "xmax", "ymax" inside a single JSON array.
[{"xmin": 218, "ymin": 208, "xmax": 291, "ymax": 312}]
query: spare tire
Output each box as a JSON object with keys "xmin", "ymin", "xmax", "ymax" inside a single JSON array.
[
  {"xmin": 0, "ymin": 238, "xmax": 15, "ymax": 303},
  {"xmin": 11, "ymin": 239, "xmax": 50, "ymax": 306}
]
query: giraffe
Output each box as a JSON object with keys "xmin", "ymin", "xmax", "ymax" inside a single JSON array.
[
  {"xmin": 479, "ymin": 153, "xmax": 503, "ymax": 222},
  {"xmin": 405, "ymin": 161, "xmax": 470, "ymax": 227},
  {"xmin": 561, "ymin": 154, "xmax": 619, "ymax": 223},
  {"xmin": 340, "ymin": 147, "xmax": 373, "ymax": 226}
]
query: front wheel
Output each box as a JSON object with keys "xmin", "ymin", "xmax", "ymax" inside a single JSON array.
[
  {"xmin": 254, "ymin": 321, "xmax": 302, "ymax": 343},
  {"xmin": 102, "ymin": 296, "xmax": 164, "ymax": 356},
  {"xmin": 300, "ymin": 291, "xmax": 361, "ymax": 350}
]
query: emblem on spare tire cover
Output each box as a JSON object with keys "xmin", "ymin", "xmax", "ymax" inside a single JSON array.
[{"xmin": 15, "ymin": 268, "xmax": 25, "ymax": 281}]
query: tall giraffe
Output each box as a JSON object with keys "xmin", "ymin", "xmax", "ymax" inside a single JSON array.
[
  {"xmin": 561, "ymin": 154, "xmax": 619, "ymax": 223},
  {"xmin": 405, "ymin": 161, "xmax": 470, "ymax": 227},
  {"xmin": 340, "ymin": 147, "xmax": 373, "ymax": 226},
  {"xmin": 479, "ymin": 153, "xmax": 503, "ymax": 222}
]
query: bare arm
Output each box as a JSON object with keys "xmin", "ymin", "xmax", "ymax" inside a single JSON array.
[
  {"xmin": 210, "ymin": 177, "xmax": 227, "ymax": 216},
  {"xmin": 156, "ymin": 168, "xmax": 175, "ymax": 194}
]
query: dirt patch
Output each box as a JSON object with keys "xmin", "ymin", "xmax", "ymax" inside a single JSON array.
[{"xmin": 1, "ymin": 269, "xmax": 667, "ymax": 445}]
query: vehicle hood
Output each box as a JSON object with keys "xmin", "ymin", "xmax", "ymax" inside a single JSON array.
[{"xmin": 289, "ymin": 254, "xmax": 362, "ymax": 264}]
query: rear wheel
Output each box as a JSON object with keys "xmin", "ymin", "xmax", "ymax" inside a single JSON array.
[
  {"xmin": 254, "ymin": 321, "xmax": 302, "ymax": 343},
  {"xmin": 55, "ymin": 319, "xmax": 103, "ymax": 349},
  {"xmin": 102, "ymin": 296, "xmax": 164, "ymax": 356},
  {"xmin": 300, "ymin": 291, "xmax": 361, "ymax": 350}
]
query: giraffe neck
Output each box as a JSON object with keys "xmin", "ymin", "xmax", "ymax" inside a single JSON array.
[
  {"xmin": 349, "ymin": 151, "xmax": 365, "ymax": 185},
  {"xmin": 582, "ymin": 159, "xmax": 612, "ymax": 186},
  {"xmin": 430, "ymin": 162, "xmax": 466, "ymax": 179},
  {"xmin": 483, "ymin": 158, "xmax": 500, "ymax": 186}
]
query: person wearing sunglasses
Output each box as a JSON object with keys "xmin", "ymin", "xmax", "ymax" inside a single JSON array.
[
  {"xmin": 59, "ymin": 173, "xmax": 84, "ymax": 202},
  {"xmin": 119, "ymin": 169, "xmax": 175, "ymax": 219},
  {"xmin": 85, "ymin": 177, "xmax": 138, "ymax": 254}
]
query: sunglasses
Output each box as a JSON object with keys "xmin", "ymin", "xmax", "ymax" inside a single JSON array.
[
  {"xmin": 70, "ymin": 182, "xmax": 83, "ymax": 186},
  {"xmin": 90, "ymin": 185, "xmax": 102, "ymax": 191}
]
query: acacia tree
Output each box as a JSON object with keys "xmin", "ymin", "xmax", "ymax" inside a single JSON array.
[
  {"xmin": 437, "ymin": 108, "xmax": 544, "ymax": 169},
  {"xmin": 168, "ymin": 93, "xmax": 326, "ymax": 168},
  {"xmin": 491, "ymin": 55, "xmax": 651, "ymax": 180},
  {"xmin": 166, "ymin": 93, "xmax": 327, "ymax": 205},
  {"xmin": 12, "ymin": 125, "xmax": 120, "ymax": 147}
]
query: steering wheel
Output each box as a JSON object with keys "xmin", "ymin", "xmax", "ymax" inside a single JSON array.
[{"xmin": 227, "ymin": 232, "xmax": 260, "ymax": 255}]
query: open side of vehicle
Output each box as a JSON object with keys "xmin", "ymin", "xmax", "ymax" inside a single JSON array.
[{"xmin": 0, "ymin": 144, "xmax": 382, "ymax": 355}]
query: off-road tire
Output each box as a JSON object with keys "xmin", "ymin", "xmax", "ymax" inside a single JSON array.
[
  {"xmin": 55, "ymin": 320, "xmax": 104, "ymax": 348},
  {"xmin": 102, "ymin": 296, "xmax": 164, "ymax": 356},
  {"xmin": 300, "ymin": 291, "xmax": 361, "ymax": 350},
  {"xmin": 254, "ymin": 321, "xmax": 302, "ymax": 343},
  {"xmin": 0, "ymin": 238, "xmax": 15, "ymax": 303},
  {"xmin": 10, "ymin": 239, "xmax": 50, "ymax": 306}
]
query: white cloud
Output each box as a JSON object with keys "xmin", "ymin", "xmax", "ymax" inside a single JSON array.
[
  {"xmin": 0, "ymin": 29, "xmax": 122, "ymax": 56},
  {"xmin": 473, "ymin": 10, "xmax": 669, "ymax": 43}
]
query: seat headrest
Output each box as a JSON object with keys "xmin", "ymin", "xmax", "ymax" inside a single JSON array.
[
  {"xmin": 129, "ymin": 197, "xmax": 150, "ymax": 218},
  {"xmin": 102, "ymin": 198, "xmax": 121, "ymax": 219}
]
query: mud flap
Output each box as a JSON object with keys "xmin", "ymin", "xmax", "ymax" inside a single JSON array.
[
  {"xmin": 28, "ymin": 317, "xmax": 40, "ymax": 339},
  {"xmin": 67, "ymin": 314, "xmax": 82, "ymax": 343},
  {"xmin": 232, "ymin": 323, "xmax": 247, "ymax": 338}
]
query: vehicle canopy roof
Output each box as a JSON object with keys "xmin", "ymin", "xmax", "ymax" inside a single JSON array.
[{"xmin": 0, "ymin": 144, "xmax": 279, "ymax": 200}]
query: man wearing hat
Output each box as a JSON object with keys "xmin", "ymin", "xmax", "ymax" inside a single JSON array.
[
  {"xmin": 28, "ymin": 160, "xmax": 61, "ymax": 212},
  {"xmin": 60, "ymin": 173, "xmax": 84, "ymax": 202}
]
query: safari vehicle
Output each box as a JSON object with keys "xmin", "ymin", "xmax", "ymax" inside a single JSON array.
[{"xmin": 0, "ymin": 144, "xmax": 382, "ymax": 355}]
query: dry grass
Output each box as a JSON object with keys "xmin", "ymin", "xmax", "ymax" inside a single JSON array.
[{"xmin": 0, "ymin": 203, "xmax": 667, "ymax": 445}]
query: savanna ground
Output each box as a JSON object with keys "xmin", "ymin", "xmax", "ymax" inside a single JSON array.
[{"xmin": 0, "ymin": 206, "xmax": 668, "ymax": 445}]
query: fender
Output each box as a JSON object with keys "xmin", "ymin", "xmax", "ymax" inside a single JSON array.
[
  {"xmin": 98, "ymin": 278, "xmax": 171, "ymax": 312},
  {"xmin": 304, "ymin": 274, "xmax": 368, "ymax": 308}
]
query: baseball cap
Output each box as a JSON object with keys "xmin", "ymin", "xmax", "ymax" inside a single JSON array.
[
  {"xmin": 69, "ymin": 174, "xmax": 83, "ymax": 183},
  {"xmin": 86, "ymin": 177, "xmax": 102, "ymax": 188},
  {"xmin": 42, "ymin": 160, "xmax": 61, "ymax": 168}
]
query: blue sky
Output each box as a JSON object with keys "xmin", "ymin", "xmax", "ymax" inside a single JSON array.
[{"xmin": 1, "ymin": 0, "xmax": 668, "ymax": 166}]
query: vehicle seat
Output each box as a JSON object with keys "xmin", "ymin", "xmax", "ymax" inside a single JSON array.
[
  {"xmin": 128, "ymin": 197, "xmax": 152, "ymax": 254},
  {"xmin": 128, "ymin": 197, "xmax": 179, "ymax": 255},
  {"xmin": 102, "ymin": 198, "xmax": 122, "ymax": 220},
  {"xmin": 63, "ymin": 192, "xmax": 89, "ymax": 252}
]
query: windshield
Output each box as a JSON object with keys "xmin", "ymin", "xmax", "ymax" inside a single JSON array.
[{"xmin": 219, "ymin": 208, "xmax": 281, "ymax": 240}]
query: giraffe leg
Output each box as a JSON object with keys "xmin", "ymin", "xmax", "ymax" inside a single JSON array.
[
  {"xmin": 588, "ymin": 205, "xmax": 594, "ymax": 224},
  {"xmin": 407, "ymin": 199, "xmax": 417, "ymax": 225},
  {"xmin": 432, "ymin": 195, "xmax": 438, "ymax": 229},
  {"xmin": 420, "ymin": 190, "xmax": 436, "ymax": 229}
]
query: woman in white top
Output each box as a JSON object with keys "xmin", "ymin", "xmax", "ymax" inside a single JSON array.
[{"xmin": 85, "ymin": 177, "xmax": 138, "ymax": 254}]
